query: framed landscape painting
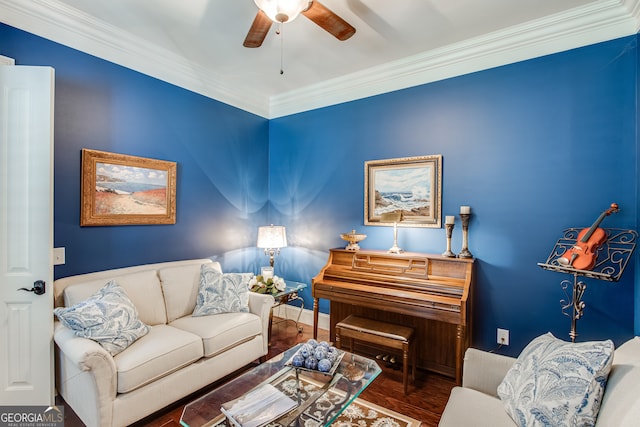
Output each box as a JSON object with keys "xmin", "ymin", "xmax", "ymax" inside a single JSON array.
[
  {"xmin": 365, "ymin": 155, "xmax": 442, "ymax": 228},
  {"xmin": 80, "ymin": 149, "xmax": 177, "ymax": 226}
]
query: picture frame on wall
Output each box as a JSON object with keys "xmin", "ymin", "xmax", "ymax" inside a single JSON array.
[
  {"xmin": 365, "ymin": 154, "xmax": 442, "ymax": 228},
  {"xmin": 80, "ymin": 149, "xmax": 177, "ymax": 226}
]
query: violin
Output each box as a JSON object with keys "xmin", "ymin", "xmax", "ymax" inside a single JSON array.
[{"xmin": 558, "ymin": 203, "xmax": 619, "ymax": 270}]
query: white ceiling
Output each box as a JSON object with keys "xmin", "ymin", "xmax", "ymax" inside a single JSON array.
[{"xmin": 1, "ymin": 0, "xmax": 639, "ymax": 118}]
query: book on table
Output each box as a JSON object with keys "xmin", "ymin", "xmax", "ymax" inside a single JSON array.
[{"xmin": 220, "ymin": 383, "xmax": 297, "ymax": 427}]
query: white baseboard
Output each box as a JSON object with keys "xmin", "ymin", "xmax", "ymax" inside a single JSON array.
[{"xmin": 272, "ymin": 304, "xmax": 330, "ymax": 335}]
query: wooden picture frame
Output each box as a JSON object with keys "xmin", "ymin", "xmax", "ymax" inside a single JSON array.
[
  {"xmin": 80, "ymin": 149, "xmax": 177, "ymax": 226},
  {"xmin": 365, "ymin": 154, "xmax": 442, "ymax": 228}
]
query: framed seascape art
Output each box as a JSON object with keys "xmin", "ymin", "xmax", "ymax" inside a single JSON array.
[
  {"xmin": 365, "ymin": 154, "xmax": 442, "ymax": 228},
  {"xmin": 80, "ymin": 149, "xmax": 177, "ymax": 226}
]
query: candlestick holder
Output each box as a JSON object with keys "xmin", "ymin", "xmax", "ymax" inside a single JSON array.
[
  {"xmin": 442, "ymin": 223, "xmax": 456, "ymax": 257},
  {"xmin": 458, "ymin": 213, "xmax": 473, "ymax": 258}
]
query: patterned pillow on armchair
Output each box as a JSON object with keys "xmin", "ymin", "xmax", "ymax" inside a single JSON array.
[{"xmin": 497, "ymin": 332, "xmax": 614, "ymax": 427}]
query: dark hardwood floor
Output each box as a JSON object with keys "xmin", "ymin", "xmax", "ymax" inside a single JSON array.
[{"xmin": 57, "ymin": 318, "xmax": 456, "ymax": 427}]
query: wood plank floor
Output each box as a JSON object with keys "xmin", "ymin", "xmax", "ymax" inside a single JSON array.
[{"xmin": 57, "ymin": 318, "xmax": 456, "ymax": 427}]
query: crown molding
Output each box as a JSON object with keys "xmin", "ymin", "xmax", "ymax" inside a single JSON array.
[
  {"xmin": 269, "ymin": 0, "xmax": 640, "ymax": 118},
  {"xmin": 625, "ymin": 0, "xmax": 640, "ymax": 30},
  {"xmin": 1, "ymin": 0, "xmax": 638, "ymax": 119},
  {"xmin": 0, "ymin": 0, "xmax": 270, "ymax": 117}
]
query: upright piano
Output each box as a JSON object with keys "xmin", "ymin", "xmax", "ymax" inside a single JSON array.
[{"xmin": 312, "ymin": 248, "xmax": 474, "ymax": 383}]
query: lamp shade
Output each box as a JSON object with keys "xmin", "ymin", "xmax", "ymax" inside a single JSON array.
[
  {"xmin": 254, "ymin": 0, "xmax": 311, "ymax": 23},
  {"xmin": 257, "ymin": 225, "xmax": 287, "ymax": 249}
]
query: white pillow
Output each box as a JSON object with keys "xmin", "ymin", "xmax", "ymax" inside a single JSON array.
[
  {"xmin": 54, "ymin": 280, "xmax": 149, "ymax": 356},
  {"xmin": 192, "ymin": 265, "xmax": 252, "ymax": 317},
  {"xmin": 497, "ymin": 332, "xmax": 614, "ymax": 427}
]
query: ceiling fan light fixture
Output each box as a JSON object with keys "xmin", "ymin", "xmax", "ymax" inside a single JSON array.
[{"xmin": 254, "ymin": 0, "xmax": 312, "ymax": 23}]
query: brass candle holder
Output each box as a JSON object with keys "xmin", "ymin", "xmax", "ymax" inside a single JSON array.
[
  {"xmin": 458, "ymin": 212, "xmax": 473, "ymax": 258},
  {"xmin": 442, "ymin": 221, "xmax": 456, "ymax": 257}
]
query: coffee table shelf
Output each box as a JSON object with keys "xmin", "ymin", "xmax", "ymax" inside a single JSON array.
[{"xmin": 180, "ymin": 344, "xmax": 381, "ymax": 427}]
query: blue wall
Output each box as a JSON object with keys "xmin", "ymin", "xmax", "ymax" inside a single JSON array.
[
  {"xmin": 1, "ymin": 22, "xmax": 638, "ymax": 356},
  {"xmin": 0, "ymin": 23, "xmax": 271, "ymax": 277},
  {"xmin": 269, "ymin": 35, "xmax": 639, "ymax": 355}
]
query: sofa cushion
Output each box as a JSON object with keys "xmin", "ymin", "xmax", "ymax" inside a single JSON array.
[
  {"xmin": 114, "ymin": 324, "xmax": 203, "ymax": 393},
  {"xmin": 439, "ymin": 386, "xmax": 516, "ymax": 427},
  {"xmin": 62, "ymin": 270, "xmax": 167, "ymax": 326},
  {"xmin": 170, "ymin": 312, "xmax": 262, "ymax": 357},
  {"xmin": 159, "ymin": 262, "xmax": 222, "ymax": 322},
  {"xmin": 192, "ymin": 266, "xmax": 252, "ymax": 316},
  {"xmin": 595, "ymin": 336, "xmax": 640, "ymax": 426},
  {"xmin": 497, "ymin": 332, "xmax": 614, "ymax": 427},
  {"xmin": 54, "ymin": 280, "xmax": 150, "ymax": 356}
]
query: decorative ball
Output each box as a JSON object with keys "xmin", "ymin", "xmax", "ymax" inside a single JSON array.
[
  {"xmin": 314, "ymin": 347, "xmax": 328, "ymax": 360},
  {"xmin": 291, "ymin": 354, "xmax": 305, "ymax": 367},
  {"xmin": 299, "ymin": 344, "xmax": 313, "ymax": 358},
  {"xmin": 318, "ymin": 358, "xmax": 332, "ymax": 372},
  {"xmin": 318, "ymin": 341, "xmax": 330, "ymax": 349},
  {"xmin": 306, "ymin": 339, "xmax": 318, "ymax": 348},
  {"xmin": 326, "ymin": 351, "xmax": 338, "ymax": 363},
  {"xmin": 304, "ymin": 356, "xmax": 318, "ymax": 370}
]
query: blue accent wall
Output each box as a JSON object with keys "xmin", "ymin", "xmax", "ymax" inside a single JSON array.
[
  {"xmin": 1, "ymin": 22, "xmax": 638, "ymax": 355},
  {"xmin": 636, "ymin": 33, "xmax": 640, "ymax": 337},
  {"xmin": 1, "ymin": 23, "xmax": 270, "ymax": 277},
  {"xmin": 269, "ymin": 35, "xmax": 639, "ymax": 355}
]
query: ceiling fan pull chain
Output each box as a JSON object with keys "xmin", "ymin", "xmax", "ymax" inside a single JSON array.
[{"xmin": 280, "ymin": 22, "xmax": 284, "ymax": 75}]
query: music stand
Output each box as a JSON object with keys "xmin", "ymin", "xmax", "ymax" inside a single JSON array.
[{"xmin": 538, "ymin": 228, "xmax": 637, "ymax": 342}]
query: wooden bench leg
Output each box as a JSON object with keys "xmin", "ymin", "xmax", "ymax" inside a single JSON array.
[{"xmin": 402, "ymin": 342, "xmax": 409, "ymax": 395}]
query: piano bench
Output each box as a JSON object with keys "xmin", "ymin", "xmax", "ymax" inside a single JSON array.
[{"xmin": 335, "ymin": 315, "xmax": 415, "ymax": 395}]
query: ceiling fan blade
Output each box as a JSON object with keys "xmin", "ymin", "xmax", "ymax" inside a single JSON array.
[
  {"xmin": 243, "ymin": 10, "xmax": 272, "ymax": 48},
  {"xmin": 302, "ymin": 1, "xmax": 355, "ymax": 41}
]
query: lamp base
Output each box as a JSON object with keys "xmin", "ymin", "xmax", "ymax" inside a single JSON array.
[{"xmin": 388, "ymin": 244, "xmax": 403, "ymax": 254}]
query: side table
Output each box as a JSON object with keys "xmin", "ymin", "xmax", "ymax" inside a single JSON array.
[{"xmin": 269, "ymin": 280, "xmax": 307, "ymax": 343}]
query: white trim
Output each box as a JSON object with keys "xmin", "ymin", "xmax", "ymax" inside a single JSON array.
[
  {"xmin": 269, "ymin": 0, "xmax": 640, "ymax": 117},
  {"xmin": 0, "ymin": 0, "xmax": 270, "ymax": 117},
  {"xmin": 623, "ymin": 0, "xmax": 640, "ymax": 31},
  {"xmin": 0, "ymin": 55, "xmax": 15, "ymax": 65},
  {"xmin": 1, "ymin": 0, "xmax": 638, "ymax": 118}
]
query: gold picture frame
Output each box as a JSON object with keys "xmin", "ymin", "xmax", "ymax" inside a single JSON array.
[
  {"xmin": 365, "ymin": 154, "xmax": 442, "ymax": 228},
  {"xmin": 80, "ymin": 149, "xmax": 177, "ymax": 226}
]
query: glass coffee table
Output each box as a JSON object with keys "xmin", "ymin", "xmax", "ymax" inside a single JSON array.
[{"xmin": 180, "ymin": 344, "xmax": 381, "ymax": 427}]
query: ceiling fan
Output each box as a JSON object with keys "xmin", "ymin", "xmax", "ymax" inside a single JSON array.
[{"xmin": 244, "ymin": 0, "xmax": 356, "ymax": 48}]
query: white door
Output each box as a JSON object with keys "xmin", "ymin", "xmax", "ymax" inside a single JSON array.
[{"xmin": 0, "ymin": 65, "xmax": 55, "ymax": 405}]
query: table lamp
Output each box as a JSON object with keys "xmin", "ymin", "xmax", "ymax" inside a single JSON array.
[
  {"xmin": 257, "ymin": 225, "xmax": 287, "ymax": 267},
  {"xmin": 380, "ymin": 211, "xmax": 404, "ymax": 254}
]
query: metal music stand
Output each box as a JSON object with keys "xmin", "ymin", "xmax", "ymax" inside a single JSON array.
[{"xmin": 538, "ymin": 228, "xmax": 637, "ymax": 342}]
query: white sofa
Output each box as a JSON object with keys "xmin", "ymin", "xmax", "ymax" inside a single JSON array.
[
  {"xmin": 53, "ymin": 258, "xmax": 274, "ymax": 427},
  {"xmin": 439, "ymin": 336, "xmax": 640, "ymax": 426}
]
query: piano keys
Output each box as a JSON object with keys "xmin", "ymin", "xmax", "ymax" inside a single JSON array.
[{"xmin": 312, "ymin": 249, "xmax": 474, "ymax": 384}]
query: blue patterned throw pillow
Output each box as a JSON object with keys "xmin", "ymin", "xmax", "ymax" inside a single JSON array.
[
  {"xmin": 192, "ymin": 265, "xmax": 252, "ymax": 316},
  {"xmin": 497, "ymin": 332, "xmax": 614, "ymax": 427},
  {"xmin": 54, "ymin": 280, "xmax": 149, "ymax": 356}
]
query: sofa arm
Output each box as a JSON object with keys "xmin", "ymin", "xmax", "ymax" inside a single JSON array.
[
  {"xmin": 54, "ymin": 322, "xmax": 117, "ymax": 427},
  {"xmin": 248, "ymin": 292, "xmax": 275, "ymax": 355},
  {"xmin": 462, "ymin": 348, "xmax": 516, "ymax": 396}
]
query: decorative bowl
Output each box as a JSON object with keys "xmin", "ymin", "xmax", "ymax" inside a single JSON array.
[{"xmin": 340, "ymin": 230, "xmax": 367, "ymax": 251}]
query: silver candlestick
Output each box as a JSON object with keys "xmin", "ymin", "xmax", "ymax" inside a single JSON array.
[
  {"xmin": 442, "ymin": 223, "xmax": 456, "ymax": 257},
  {"xmin": 458, "ymin": 213, "xmax": 473, "ymax": 258}
]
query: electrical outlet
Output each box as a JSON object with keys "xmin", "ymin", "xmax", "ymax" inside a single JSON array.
[{"xmin": 497, "ymin": 328, "xmax": 509, "ymax": 346}]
